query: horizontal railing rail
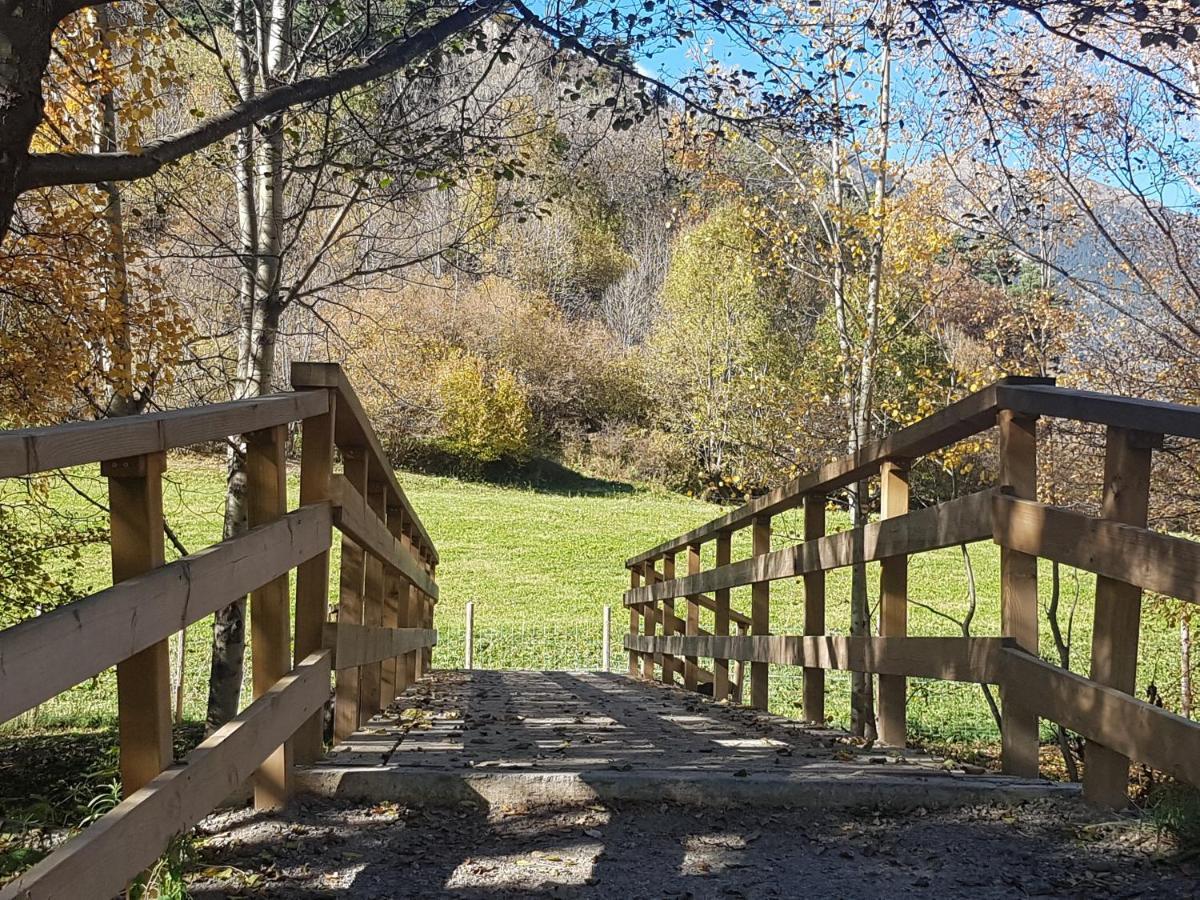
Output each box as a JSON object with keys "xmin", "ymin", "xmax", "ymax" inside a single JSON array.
[
  {"xmin": 623, "ymin": 377, "xmax": 1200, "ymax": 809},
  {"xmin": 0, "ymin": 391, "xmax": 328, "ymax": 479},
  {"xmin": 0, "ymin": 362, "xmax": 439, "ymax": 900}
]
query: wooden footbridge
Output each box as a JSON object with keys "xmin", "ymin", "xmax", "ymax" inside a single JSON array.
[{"xmin": 1, "ymin": 366, "xmax": 1199, "ymax": 898}]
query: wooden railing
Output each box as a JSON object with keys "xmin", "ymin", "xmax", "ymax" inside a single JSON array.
[
  {"xmin": 624, "ymin": 376, "xmax": 1200, "ymax": 808},
  {"xmin": 0, "ymin": 362, "xmax": 438, "ymax": 900}
]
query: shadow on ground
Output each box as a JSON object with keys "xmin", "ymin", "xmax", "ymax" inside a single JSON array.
[{"xmin": 189, "ymin": 794, "xmax": 1197, "ymax": 898}]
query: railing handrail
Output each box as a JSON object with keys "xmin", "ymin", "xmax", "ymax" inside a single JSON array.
[
  {"xmin": 0, "ymin": 362, "xmax": 440, "ymax": 900},
  {"xmin": 0, "ymin": 390, "xmax": 327, "ymax": 480},
  {"xmin": 625, "ymin": 376, "xmax": 1051, "ymax": 567},
  {"xmin": 622, "ymin": 376, "xmax": 1200, "ymax": 809},
  {"xmin": 292, "ymin": 361, "xmax": 438, "ymax": 565},
  {"xmin": 627, "ymin": 377, "xmax": 1200, "ymax": 568}
]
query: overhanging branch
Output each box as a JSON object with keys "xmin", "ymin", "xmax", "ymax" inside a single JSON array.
[{"xmin": 19, "ymin": 0, "xmax": 504, "ymax": 190}]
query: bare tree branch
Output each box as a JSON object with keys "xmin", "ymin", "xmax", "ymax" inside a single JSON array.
[{"xmin": 18, "ymin": 0, "xmax": 503, "ymax": 190}]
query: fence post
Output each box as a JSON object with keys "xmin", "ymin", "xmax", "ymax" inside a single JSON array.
[
  {"xmin": 333, "ymin": 449, "xmax": 368, "ymax": 743},
  {"xmin": 641, "ymin": 559, "xmax": 658, "ymax": 680},
  {"xmin": 803, "ymin": 494, "xmax": 826, "ymax": 724},
  {"xmin": 465, "ymin": 601, "xmax": 475, "ymax": 669},
  {"xmin": 627, "ymin": 568, "xmax": 641, "ymax": 677},
  {"xmin": 750, "ymin": 516, "xmax": 771, "ymax": 710},
  {"xmin": 714, "ymin": 532, "xmax": 732, "ymax": 701},
  {"xmin": 1084, "ymin": 426, "xmax": 1155, "ymax": 807},
  {"xmin": 661, "ymin": 552, "xmax": 677, "ymax": 686},
  {"xmin": 878, "ymin": 460, "xmax": 910, "ymax": 747},
  {"xmin": 603, "ymin": 605, "xmax": 611, "ymax": 672},
  {"xmin": 685, "ymin": 543, "xmax": 701, "ymax": 691},
  {"xmin": 293, "ymin": 396, "xmax": 335, "ymax": 763},
  {"xmin": 998, "ymin": 409, "xmax": 1040, "ymax": 777},
  {"xmin": 246, "ymin": 424, "xmax": 293, "ymax": 809},
  {"xmin": 104, "ymin": 451, "xmax": 171, "ymax": 796}
]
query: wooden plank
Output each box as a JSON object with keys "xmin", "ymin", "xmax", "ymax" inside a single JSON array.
[
  {"xmin": 105, "ymin": 451, "xmax": 171, "ymax": 796},
  {"xmin": 625, "ymin": 377, "xmax": 1050, "ymax": 567},
  {"xmin": 692, "ymin": 590, "xmax": 751, "ymax": 627},
  {"xmin": 405, "ymin": 580, "xmax": 420, "ymax": 686},
  {"xmin": 660, "ymin": 553, "xmax": 677, "ymax": 686},
  {"xmin": 1085, "ymin": 427, "xmax": 1153, "ymax": 808},
  {"xmin": 877, "ymin": 461, "xmax": 909, "ymax": 748},
  {"xmin": 642, "ymin": 560, "xmax": 657, "ymax": 681},
  {"xmin": 394, "ymin": 528, "xmax": 415, "ymax": 696},
  {"xmin": 684, "ymin": 543, "xmax": 701, "ymax": 692},
  {"xmin": 322, "ymin": 623, "xmax": 438, "ymax": 670},
  {"xmin": 420, "ymin": 565, "xmax": 436, "ymax": 675},
  {"xmin": 750, "ymin": 517, "xmax": 770, "ymax": 710},
  {"xmin": 359, "ymin": 486, "xmax": 387, "ymax": 723},
  {"xmin": 627, "ymin": 568, "xmax": 641, "ymax": 677},
  {"xmin": 334, "ymin": 451, "xmax": 368, "ymax": 744},
  {"xmin": 625, "ymin": 490, "xmax": 995, "ymax": 606},
  {"xmin": 382, "ymin": 512, "xmax": 407, "ymax": 703},
  {"xmin": 329, "ymin": 475, "xmax": 438, "ymax": 598},
  {"xmin": 997, "ymin": 410, "xmax": 1039, "ymax": 778},
  {"xmin": 993, "ymin": 496, "xmax": 1200, "ymax": 605},
  {"xmin": 997, "ymin": 383, "xmax": 1200, "ymax": 440},
  {"xmin": 0, "ymin": 391, "xmax": 327, "ymax": 479},
  {"xmin": 0, "ymin": 651, "xmax": 331, "ymax": 900},
  {"xmin": 0, "ymin": 505, "xmax": 331, "ymax": 725},
  {"xmin": 293, "ymin": 395, "xmax": 335, "ymax": 764},
  {"xmin": 998, "ymin": 648, "xmax": 1200, "ymax": 787},
  {"xmin": 714, "ymin": 532, "xmax": 732, "ymax": 701},
  {"xmin": 624, "ymin": 634, "xmax": 1009, "ymax": 683},
  {"xmin": 803, "ymin": 494, "xmax": 826, "ymax": 725},
  {"xmin": 246, "ymin": 425, "xmax": 292, "ymax": 810},
  {"xmin": 291, "ymin": 362, "xmax": 437, "ymax": 563}
]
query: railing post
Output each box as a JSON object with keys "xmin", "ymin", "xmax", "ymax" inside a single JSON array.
[
  {"xmin": 733, "ymin": 621, "xmax": 747, "ymax": 704},
  {"xmin": 246, "ymin": 424, "xmax": 292, "ymax": 809},
  {"xmin": 382, "ymin": 507, "xmax": 406, "ymax": 704},
  {"xmin": 399, "ymin": 528, "xmax": 418, "ymax": 692},
  {"xmin": 803, "ymin": 494, "xmax": 826, "ymax": 724},
  {"xmin": 661, "ymin": 552, "xmax": 677, "ymax": 686},
  {"xmin": 104, "ymin": 451, "xmax": 171, "ymax": 796},
  {"xmin": 714, "ymin": 532, "xmax": 732, "ymax": 701},
  {"xmin": 750, "ymin": 516, "xmax": 771, "ymax": 710},
  {"xmin": 641, "ymin": 559, "xmax": 658, "ymax": 680},
  {"xmin": 998, "ymin": 409, "xmax": 1040, "ymax": 777},
  {"xmin": 421, "ymin": 561, "xmax": 436, "ymax": 675},
  {"xmin": 360, "ymin": 485, "xmax": 387, "ymax": 723},
  {"xmin": 878, "ymin": 460, "xmax": 910, "ymax": 747},
  {"xmin": 465, "ymin": 601, "xmax": 475, "ymax": 669},
  {"xmin": 333, "ymin": 449, "xmax": 368, "ymax": 743},
  {"xmin": 684, "ymin": 543, "xmax": 701, "ymax": 691},
  {"xmin": 627, "ymin": 568, "xmax": 641, "ymax": 677},
  {"xmin": 293, "ymin": 396, "xmax": 335, "ymax": 764},
  {"xmin": 1084, "ymin": 426, "xmax": 1155, "ymax": 807},
  {"xmin": 603, "ymin": 605, "xmax": 612, "ymax": 672}
]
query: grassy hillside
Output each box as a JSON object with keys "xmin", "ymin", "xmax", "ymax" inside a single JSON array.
[{"xmin": 3, "ymin": 453, "xmax": 1189, "ymax": 745}]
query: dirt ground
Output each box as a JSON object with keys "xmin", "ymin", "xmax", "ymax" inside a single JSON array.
[{"xmin": 188, "ymin": 797, "xmax": 1198, "ymax": 898}]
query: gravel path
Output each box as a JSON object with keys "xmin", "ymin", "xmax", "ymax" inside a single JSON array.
[{"xmin": 189, "ymin": 797, "xmax": 1196, "ymax": 898}]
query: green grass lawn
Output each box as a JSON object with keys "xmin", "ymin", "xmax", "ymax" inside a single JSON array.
[{"xmin": 2, "ymin": 453, "xmax": 1191, "ymax": 748}]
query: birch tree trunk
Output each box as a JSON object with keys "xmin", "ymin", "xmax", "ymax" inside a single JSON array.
[
  {"xmin": 206, "ymin": 0, "xmax": 290, "ymax": 729},
  {"xmin": 851, "ymin": 3, "xmax": 892, "ymax": 742}
]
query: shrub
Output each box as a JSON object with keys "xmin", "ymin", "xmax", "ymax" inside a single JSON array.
[{"xmin": 435, "ymin": 354, "xmax": 535, "ymax": 465}]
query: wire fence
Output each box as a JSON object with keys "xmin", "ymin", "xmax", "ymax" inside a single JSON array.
[{"xmin": 434, "ymin": 620, "xmax": 610, "ymax": 672}]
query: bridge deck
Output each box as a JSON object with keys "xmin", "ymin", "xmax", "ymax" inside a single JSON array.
[{"xmin": 297, "ymin": 670, "xmax": 1072, "ymax": 809}]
